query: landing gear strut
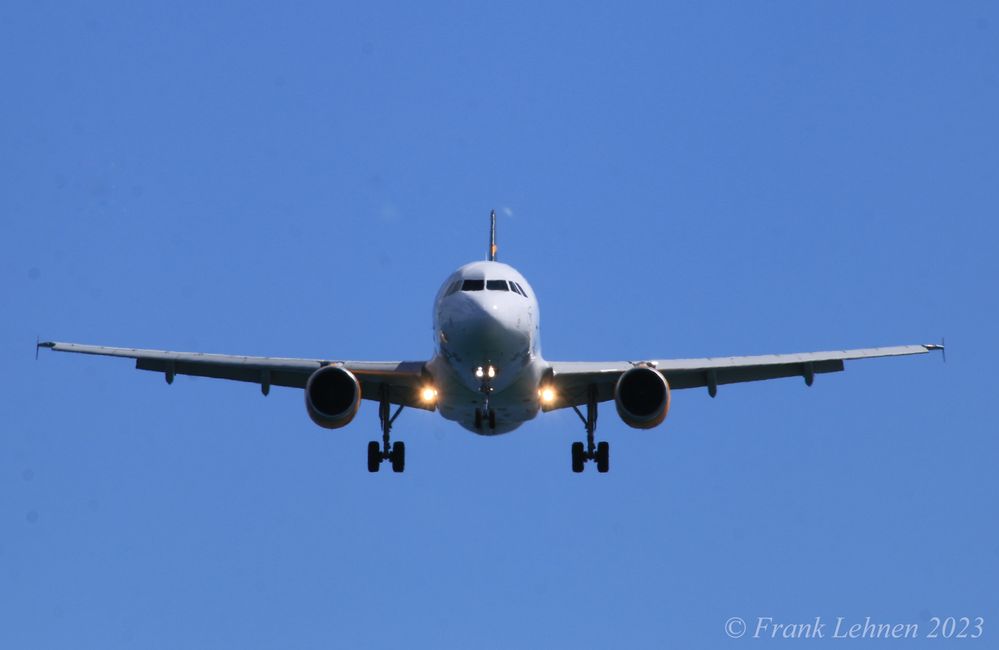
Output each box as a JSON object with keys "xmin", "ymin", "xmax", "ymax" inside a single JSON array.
[
  {"xmin": 571, "ymin": 385, "xmax": 608, "ymax": 473},
  {"xmin": 369, "ymin": 387, "xmax": 405, "ymax": 473}
]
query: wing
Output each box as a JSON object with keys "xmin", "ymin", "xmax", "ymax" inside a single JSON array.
[
  {"xmin": 38, "ymin": 341, "xmax": 431, "ymax": 409},
  {"xmin": 546, "ymin": 344, "xmax": 943, "ymax": 408}
]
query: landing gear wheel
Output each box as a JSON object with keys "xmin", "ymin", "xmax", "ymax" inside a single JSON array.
[
  {"xmin": 595, "ymin": 441, "xmax": 609, "ymax": 473},
  {"xmin": 367, "ymin": 441, "xmax": 381, "ymax": 473},
  {"xmin": 488, "ymin": 409, "xmax": 496, "ymax": 430},
  {"xmin": 474, "ymin": 408, "xmax": 483, "ymax": 430},
  {"xmin": 571, "ymin": 442, "xmax": 585, "ymax": 473},
  {"xmin": 390, "ymin": 441, "xmax": 406, "ymax": 473}
]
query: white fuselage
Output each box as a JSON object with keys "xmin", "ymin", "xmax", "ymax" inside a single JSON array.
[{"xmin": 426, "ymin": 261, "xmax": 548, "ymax": 434}]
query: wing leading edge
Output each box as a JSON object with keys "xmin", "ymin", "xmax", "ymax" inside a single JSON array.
[
  {"xmin": 38, "ymin": 341, "xmax": 431, "ymax": 409},
  {"xmin": 546, "ymin": 344, "xmax": 943, "ymax": 409}
]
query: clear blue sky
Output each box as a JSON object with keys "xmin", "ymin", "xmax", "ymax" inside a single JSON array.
[{"xmin": 2, "ymin": 2, "xmax": 996, "ymax": 648}]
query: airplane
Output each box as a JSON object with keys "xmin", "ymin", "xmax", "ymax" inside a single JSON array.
[{"xmin": 38, "ymin": 211, "xmax": 943, "ymax": 473}]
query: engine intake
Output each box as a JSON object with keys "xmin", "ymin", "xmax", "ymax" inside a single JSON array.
[
  {"xmin": 614, "ymin": 366, "xmax": 670, "ymax": 429},
  {"xmin": 305, "ymin": 366, "xmax": 361, "ymax": 429}
]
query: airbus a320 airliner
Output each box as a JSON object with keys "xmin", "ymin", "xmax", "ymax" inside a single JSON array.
[{"xmin": 39, "ymin": 212, "xmax": 942, "ymax": 473}]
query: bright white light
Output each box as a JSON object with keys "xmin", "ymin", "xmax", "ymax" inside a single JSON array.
[
  {"xmin": 540, "ymin": 387, "xmax": 556, "ymax": 403},
  {"xmin": 487, "ymin": 366, "xmax": 496, "ymax": 378},
  {"xmin": 421, "ymin": 387, "xmax": 438, "ymax": 403},
  {"xmin": 475, "ymin": 367, "xmax": 484, "ymax": 378}
]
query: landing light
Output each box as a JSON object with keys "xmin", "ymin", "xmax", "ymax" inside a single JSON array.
[
  {"xmin": 487, "ymin": 366, "xmax": 496, "ymax": 378},
  {"xmin": 421, "ymin": 387, "xmax": 438, "ymax": 403},
  {"xmin": 540, "ymin": 387, "xmax": 556, "ymax": 404},
  {"xmin": 475, "ymin": 366, "xmax": 484, "ymax": 378}
]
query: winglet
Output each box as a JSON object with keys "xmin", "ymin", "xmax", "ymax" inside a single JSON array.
[
  {"xmin": 488, "ymin": 209, "xmax": 497, "ymax": 261},
  {"xmin": 36, "ymin": 338, "xmax": 54, "ymax": 360},
  {"xmin": 923, "ymin": 339, "xmax": 946, "ymax": 363}
]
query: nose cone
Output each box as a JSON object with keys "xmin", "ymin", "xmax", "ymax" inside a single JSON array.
[{"xmin": 441, "ymin": 293, "xmax": 531, "ymax": 390}]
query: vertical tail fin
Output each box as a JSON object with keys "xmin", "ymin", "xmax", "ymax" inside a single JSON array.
[{"xmin": 488, "ymin": 209, "xmax": 497, "ymax": 261}]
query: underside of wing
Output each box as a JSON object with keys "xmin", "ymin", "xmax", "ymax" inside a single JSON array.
[
  {"xmin": 547, "ymin": 344, "xmax": 943, "ymax": 408},
  {"xmin": 38, "ymin": 341, "xmax": 431, "ymax": 409}
]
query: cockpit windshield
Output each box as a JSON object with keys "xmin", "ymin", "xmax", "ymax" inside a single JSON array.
[{"xmin": 454, "ymin": 277, "xmax": 527, "ymax": 296}]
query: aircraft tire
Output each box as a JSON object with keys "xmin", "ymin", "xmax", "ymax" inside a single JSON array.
[
  {"xmin": 571, "ymin": 442, "xmax": 585, "ymax": 473},
  {"xmin": 390, "ymin": 441, "xmax": 406, "ymax": 473},
  {"xmin": 367, "ymin": 441, "xmax": 382, "ymax": 472},
  {"xmin": 595, "ymin": 441, "xmax": 609, "ymax": 473}
]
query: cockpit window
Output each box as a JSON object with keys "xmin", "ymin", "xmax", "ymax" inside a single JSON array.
[
  {"xmin": 513, "ymin": 282, "xmax": 528, "ymax": 298},
  {"xmin": 486, "ymin": 280, "xmax": 509, "ymax": 291},
  {"xmin": 445, "ymin": 280, "xmax": 461, "ymax": 296},
  {"xmin": 510, "ymin": 282, "xmax": 524, "ymax": 296},
  {"xmin": 461, "ymin": 279, "xmax": 485, "ymax": 291}
]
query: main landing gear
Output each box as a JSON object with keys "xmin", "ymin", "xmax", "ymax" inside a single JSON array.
[
  {"xmin": 570, "ymin": 385, "xmax": 609, "ymax": 473},
  {"xmin": 368, "ymin": 387, "xmax": 406, "ymax": 473}
]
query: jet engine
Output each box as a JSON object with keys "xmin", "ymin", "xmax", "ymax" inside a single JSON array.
[
  {"xmin": 305, "ymin": 366, "xmax": 361, "ymax": 429},
  {"xmin": 614, "ymin": 366, "xmax": 670, "ymax": 429}
]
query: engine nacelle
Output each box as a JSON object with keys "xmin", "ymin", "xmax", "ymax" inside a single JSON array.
[
  {"xmin": 614, "ymin": 366, "xmax": 670, "ymax": 429},
  {"xmin": 305, "ymin": 366, "xmax": 361, "ymax": 429}
]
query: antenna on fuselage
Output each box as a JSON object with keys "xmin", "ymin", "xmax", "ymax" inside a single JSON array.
[{"xmin": 488, "ymin": 209, "xmax": 497, "ymax": 261}]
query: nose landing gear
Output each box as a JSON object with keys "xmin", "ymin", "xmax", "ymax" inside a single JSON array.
[
  {"xmin": 475, "ymin": 368, "xmax": 497, "ymax": 432},
  {"xmin": 570, "ymin": 385, "xmax": 609, "ymax": 473},
  {"xmin": 368, "ymin": 387, "xmax": 406, "ymax": 473},
  {"xmin": 474, "ymin": 405, "xmax": 497, "ymax": 431}
]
